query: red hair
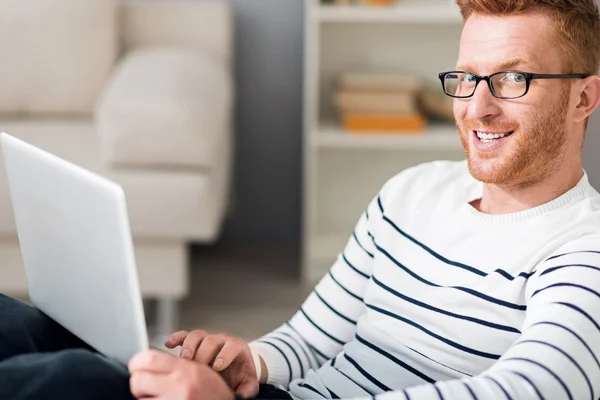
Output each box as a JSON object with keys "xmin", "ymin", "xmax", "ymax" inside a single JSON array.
[{"xmin": 456, "ymin": 0, "xmax": 600, "ymax": 75}]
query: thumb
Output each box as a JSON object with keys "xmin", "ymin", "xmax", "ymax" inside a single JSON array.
[{"xmin": 236, "ymin": 380, "xmax": 259, "ymax": 399}]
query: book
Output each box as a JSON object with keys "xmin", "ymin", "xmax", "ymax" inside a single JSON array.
[
  {"xmin": 338, "ymin": 72, "xmax": 422, "ymax": 93},
  {"xmin": 342, "ymin": 112, "xmax": 426, "ymax": 133},
  {"xmin": 335, "ymin": 90, "xmax": 417, "ymax": 114}
]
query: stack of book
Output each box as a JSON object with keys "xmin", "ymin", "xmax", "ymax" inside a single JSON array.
[{"xmin": 334, "ymin": 72, "xmax": 426, "ymax": 134}]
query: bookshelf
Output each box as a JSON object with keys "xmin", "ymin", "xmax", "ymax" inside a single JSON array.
[{"xmin": 302, "ymin": 0, "xmax": 467, "ymax": 282}]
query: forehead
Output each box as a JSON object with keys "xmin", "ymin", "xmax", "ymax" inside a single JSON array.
[{"xmin": 457, "ymin": 12, "xmax": 561, "ymax": 72}]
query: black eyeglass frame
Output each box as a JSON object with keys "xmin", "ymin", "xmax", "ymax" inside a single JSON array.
[{"xmin": 438, "ymin": 71, "xmax": 589, "ymax": 99}]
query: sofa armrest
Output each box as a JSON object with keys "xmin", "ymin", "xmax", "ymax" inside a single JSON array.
[
  {"xmin": 120, "ymin": 1, "xmax": 232, "ymax": 67},
  {"xmin": 95, "ymin": 47, "xmax": 233, "ymax": 169}
]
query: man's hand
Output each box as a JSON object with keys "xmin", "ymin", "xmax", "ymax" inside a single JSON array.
[
  {"xmin": 129, "ymin": 350, "xmax": 235, "ymax": 400},
  {"xmin": 165, "ymin": 330, "xmax": 261, "ymax": 398}
]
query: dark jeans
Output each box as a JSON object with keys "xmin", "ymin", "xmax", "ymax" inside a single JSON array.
[{"xmin": 0, "ymin": 293, "xmax": 292, "ymax": 400}]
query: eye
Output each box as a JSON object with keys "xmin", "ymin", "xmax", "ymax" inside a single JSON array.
[
  {"xmin": 465, "ymin": 73, "xmax": 477, "ymax": 83},
  {"xmin": 504, "ymin": 72, "xmax": 526, "ymax": 83}
]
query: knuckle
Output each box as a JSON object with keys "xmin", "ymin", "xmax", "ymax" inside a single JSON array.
[
  {"xmin": 190, "ymin": 329, "xmax": 207, "ymax": 338},
  {"xmin": 203, "ymin": 335, "xmax": 222, "ymax": 347}
]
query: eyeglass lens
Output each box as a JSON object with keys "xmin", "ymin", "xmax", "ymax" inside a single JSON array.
[{"xmin": 444, "ymin": 72, "xmax": 527, "ymax": 98}]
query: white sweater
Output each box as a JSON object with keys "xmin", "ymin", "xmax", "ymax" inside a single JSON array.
[{"xmin": 250, "ymin": 160, "xmax": 600, "ymax": 400}]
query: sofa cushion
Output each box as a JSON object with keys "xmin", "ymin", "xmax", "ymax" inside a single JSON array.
[
  {"xmin": 0, "ymin": 0, "xmax": 118, "ymax": 114},
  {"xmin": 95, "ymin": 48, "xmax": 232, "ymax": 169},
  {"xmin": 0, "ymin": 119, "xmax": 229, "ymax": 241}
]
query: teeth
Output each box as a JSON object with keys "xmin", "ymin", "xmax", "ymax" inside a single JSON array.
[{"xmin": 476, "ymin": 131, "xmax": 510, "ymax": 140}]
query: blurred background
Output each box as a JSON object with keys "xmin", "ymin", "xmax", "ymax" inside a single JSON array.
[{"xmin": 0, "ymin": 0, "xmax": 599, "ymax": 344}]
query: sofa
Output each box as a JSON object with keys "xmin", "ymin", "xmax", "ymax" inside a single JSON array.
[{"xmin": 0, "ymin": 0, "xmax": 234, "ymax": 336}]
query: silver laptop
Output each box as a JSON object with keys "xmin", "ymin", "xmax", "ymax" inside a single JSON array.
[{"xmin": 0, "ymin": 132, "xmax": 149, "ymax": 364}]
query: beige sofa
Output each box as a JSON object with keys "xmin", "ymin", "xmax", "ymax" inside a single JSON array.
[{"xmin": 0, "ymin": 0, "xmax": 234, "ymax": 335}]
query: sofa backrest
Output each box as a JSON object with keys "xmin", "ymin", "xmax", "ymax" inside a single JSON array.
[
  {"xmin": 120, "ymin": 1, "xmax": 232, "ymax": 67},
  {"xmin": 0, "ymin": 0, "xmax": 118, "ymax": 115}
]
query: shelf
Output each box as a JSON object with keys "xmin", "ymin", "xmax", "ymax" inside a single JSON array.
[
  {"xmin": 313, "ymin": 122, "xmax": 463, "ymax": 151},
  {"xmin": 316, "ymin": 2, "xmax": 462, "ymax": 24}
]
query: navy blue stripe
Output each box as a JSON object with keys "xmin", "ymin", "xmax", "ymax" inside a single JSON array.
[
  {"xmin": 326, "ymin": 387, "xmax": 340, "ymax": 399},
  {"xmin": 383, "ymin": 216, "xmax": 533, "ymax": 281},
  {"xmin": 376, "ymin": 244, "xmax": 527, "ymax": 311},
  {"xmin": 404, "ymin": 390, "xmax": 412, "ymax": 400},
  {"xmin": 355, "ymin": 334, "xmax": 436, "ymax": 383},
  {"xmin": 383, "ymin": 216, "xmax": 485, "ymax": 276},
  {"xmin": 406, "ymin": 345, "xmax": 472, "ymax": 376},
  {"xmin": 532, "ymin": 283, "xmax": 600, "ymax": 301},
  {"xmin": 314, "ymin": 290, "xmax": 357, "ymax": 325},
  {"xmin": 464, "ymin": 381, "xmax": 478, "ymax": 400},
  {"xmin": 279, "ymin": 331, "xmax": 318, "ymax": 370},
  {"xmin": 485, "ymin": 376, "xmax": 513, "ymax": 400},
  {"xmin": 547, "ymin": 251, "xmax": 600, "ymax": 261},
  {"xmin": 513, "ymin": 340, "xmax": 593, "ymax": 400},
  {"xmin": 366, "ymin": 303, "xmax": 501, "ymax": 359},
  {"xmin": 328, "ymin": 271, "xmax": 364, "ymax": 302},
  {"xmin": 373, "ymin": 276, "xmax": 520, "ymax": 333},
  {"xmin": 503, "ymin": 357, "xmax": 572, "ymax": 400},
  {"xmin": 332, "ymin": 363, "xmax": 373, "ymax": 395},
  {"xmin": 342, "ymin": 253, "xmax": 370, "ymax": 279},
  {"xmin": 270, "ymin": 337, "xmax": 305, "ymax": 378},
  {"xmin": 540, "ymin": 264, "xmax": 600, "ymax": 277},
  {"xmin": 508, "ymin": 371, "xmax": 544, "ymax": 400},
  {"xmin": 434, "ymin": 385, "xmax": 445, "ymax": 400},
  {"xmin": 365, "ymin": 209, "xmax": 370, "ymax": 220},
  {"xmin": 554, "ymin": 302, "xmax": 600, "ymax": 331},
  {"xmin": 367, "ymin": 230, "xmax": 375, "ymax": 240},
  {"xmin": 531, "ymin": 321, "xmax": 600, "ymax": 370},
  {"xmin": 344, "ymin": 354, "xmax": 391, "ymax": 392},
  {"xmin": 377, "ymin": 196, "xmax": 384, "ymax": 213},
  {"xmin": 299, "ymin": 383, "xmax": 326, "ymax": 398},
  {"xmin": 285, "ymin": 322, "xmax": 331, "ymax": 360},
  {"xmin": 257, "ymin": 340, "xmax": 292, "ymax": 383},
  {"xmin": 353, "ymin": 232, "xmax": 374, "ymax": 259},
  {"xmin": 300, "ymin": 308, "xmax": 345, "ymax": 345},
  {"xmin": 330, "ymin": 356, "xmax": 336, "ymax": 367}
]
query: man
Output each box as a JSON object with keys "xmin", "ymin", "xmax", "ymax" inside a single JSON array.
[{"xmin": 2, "ymin": 0, "xmax": 600, "ymax": 399}]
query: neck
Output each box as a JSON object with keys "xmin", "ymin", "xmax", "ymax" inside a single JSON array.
[{"xmin": 473, "ymin": 161, "xmax": 584, "ymax": 215}]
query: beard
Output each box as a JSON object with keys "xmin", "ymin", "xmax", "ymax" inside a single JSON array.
[{"xmin": 457, "ymin": 86, "xmax": 571, "ymax": 186}]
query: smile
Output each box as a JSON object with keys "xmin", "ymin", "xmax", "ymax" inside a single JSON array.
[{"xmin": 474, "ymin": 130, "xmax": 514, "ymax": 143}]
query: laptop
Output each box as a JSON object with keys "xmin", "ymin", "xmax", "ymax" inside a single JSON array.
[{"xmin": 0, "ymin": 132, "xmax": 149, "ymax": 365}]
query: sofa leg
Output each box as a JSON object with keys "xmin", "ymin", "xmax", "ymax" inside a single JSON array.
[{"xmin": 155, "ymin": 297, "xmax": 179, "ymax": 336}]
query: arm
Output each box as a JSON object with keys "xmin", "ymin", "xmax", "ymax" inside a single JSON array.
[
  {"xmin": 347, "ymin": 235, "xmax": 600, "ymax": 400},
  {"xmin": 250, "ymin": 194, "xmax": 383, "ymax": 388}
]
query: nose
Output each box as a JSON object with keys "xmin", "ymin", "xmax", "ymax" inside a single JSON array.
[{"xmin": 465, "ymin": 79, "xmax": 502, "ymax": 121}]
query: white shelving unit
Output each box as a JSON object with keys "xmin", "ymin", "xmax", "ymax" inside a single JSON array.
[{"xmin": 302, "ymin": 0, "xmax": 467, "ymax": 283}]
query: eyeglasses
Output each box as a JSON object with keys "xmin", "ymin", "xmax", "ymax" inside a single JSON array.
[{"xmin": 438, "ymin": 71, "xmax": 588, "ymax": 99}]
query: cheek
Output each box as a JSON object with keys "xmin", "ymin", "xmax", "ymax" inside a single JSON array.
[{"xmin": 453, "ymin": 99, "xmax": 466, "ymax": 121}]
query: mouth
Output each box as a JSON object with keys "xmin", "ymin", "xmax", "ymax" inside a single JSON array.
[{"xmin": 474, "ymin": 130, "xmax": 514, "ymax": 143}]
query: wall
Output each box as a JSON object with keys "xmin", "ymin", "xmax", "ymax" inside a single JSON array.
[
  {"xmin": 219, "ymin": 0, "xmax": 304, "ymax": 244},
  {"xmin": 583, "ymin": 97, "xmax": 600, "ymax": 191}
]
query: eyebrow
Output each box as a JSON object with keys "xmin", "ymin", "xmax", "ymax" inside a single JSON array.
[{"xmin": 456, "ymin": 57, "xmax": 542, "ymax": 73}]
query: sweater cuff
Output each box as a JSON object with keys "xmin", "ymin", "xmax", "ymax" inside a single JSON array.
[{"xmin": 249, "ymin": 341, "xmax": 291, "ymax": 388}]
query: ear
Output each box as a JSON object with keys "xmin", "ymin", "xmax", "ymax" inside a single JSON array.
[{"xmin": 573, "ymin": 75, "xmax": 600, "ymax": 123}]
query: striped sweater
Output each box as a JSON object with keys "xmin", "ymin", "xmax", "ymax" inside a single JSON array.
[{"xmin": 250, "ymin": 160, "xmax": 600, "ymax": 400}]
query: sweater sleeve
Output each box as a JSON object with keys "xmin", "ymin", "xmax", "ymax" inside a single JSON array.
[
  {"xmin": 342, "ymin": 235, "xmax": 600, "ymax": 400},
  {"xmin": 249, "ymin": 194, "xmax": 384, "ymax": 388}
]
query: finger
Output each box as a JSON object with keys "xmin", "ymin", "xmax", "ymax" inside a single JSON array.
[
  {"xmin": 212, "ymin": 340, "xmax": 244, "ymax": 372},
  {"xmin": 129, "ymin": 350, "xmax": 179, "ymax": 374},
  {"xmin": 195, "ymin": 335, "xmax": 227, "ymax": 365},
  {"xmin": 130, "ymin": 371, "xmax": 170, "ymax": 398},
  {"xmin": 180, "ymin": 330, "xmax": 208, "ymax": 359},
  {"xmin": 236, "ymin": 380, "xmax": 259, "ymax": 399},
  {"xmin": 164, "ymin": 330, "xmax": 190, "ymax": 349}
]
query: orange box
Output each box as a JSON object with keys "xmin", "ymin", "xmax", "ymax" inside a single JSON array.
[{"xmin": 342, "ymin": 113, "xmax": 426, "ymax": 134}]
